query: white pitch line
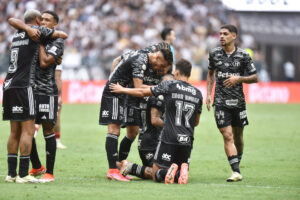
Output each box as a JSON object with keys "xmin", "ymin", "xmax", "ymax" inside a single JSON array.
[{"xmin": 1, "ymin": 174, "xmax": 299, "ymax": 190}]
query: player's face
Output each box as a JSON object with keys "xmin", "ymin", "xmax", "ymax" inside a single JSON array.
[
  {"xmin": 151, "ymin": 52, "xmax": 170, "ymax": 76},
  {"xmin": 219, "ymin": 28, "xmax": 236, "ymax": 47},
  {"xmin": 168, "ymin": 30, "xmax": 176, "ymax": 44},
  {"xmin": 41, "ymin": 13, "xmax": 57, "ymax": 29}
]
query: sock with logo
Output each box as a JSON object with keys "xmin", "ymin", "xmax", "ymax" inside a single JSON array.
[
  {"xmin": 19, "ymin": 155, "xmax": 30, "ymax": 178},
  {"xmin": 106, "ymin": 133, "xmax": 119, "ymax": 169},
  {"xmin": 119, "ymin": 136, "xmax": 133, "ymax": 161},
  {"xmin": 228, "ymin": 155, "xmax": 240, "ymax": 173},
  {"xmin": 30, "ymin": 138, "xmax": 42, "ymax": 169},
  {"xmin": 154, "ymin": 169, "xmax": 168, "ymax": 182},
  {"xmin": 130, "ymin": 163, "xmax": 146, "ymax": 179},
  {"xmin": 7, "ymin": 154, "xmax": 18, "ymax": 177},
  {"xmin": 45, "ymin": 133, "xmax": 56, "ymax": 174}
]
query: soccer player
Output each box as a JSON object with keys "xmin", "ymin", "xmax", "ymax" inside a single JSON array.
[
  {"xmin": 206, "ymin": 24, "xmax": 258, "ymax": 182},
  {"xmin": 27, "ymin": 10, "xmax": 66, "ymax": 183},
  {"xmin": 161, "ymin": 28, "xmax": 176, "ymax": 70},
  {"xmin": 109, "ymin": 59, "xmax": 203, "ymax": 184},
  {"xmin": 120, "ymin": 74, "xmax": 174, "ymax": 180},
  {"xmin": 99, "ymin": 46, "xmax": 173, "ymax": 182},
  {"xmin": 54, "ymin": 65, "xmax": 67, "ymax": 149},
  {"xmin": 3, "ymin": 9, "xmax": 67, "ymax": 183},
  {"xmin": 116, "ymin": 43, "xmax": 171, "ymax": 164}
]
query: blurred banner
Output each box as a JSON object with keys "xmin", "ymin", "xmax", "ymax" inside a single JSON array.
[
  {"xmin": 222, "ymin": 0, "xmax": 300, "ymax": 12},
  {"xmin": 0, "ymin": 80, "xmax": 300, "ymax": 104}
]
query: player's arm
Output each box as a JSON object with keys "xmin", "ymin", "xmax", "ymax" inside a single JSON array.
[
  {"xmin": 55, "ymin": 69, "xmax": 62, "ymax": 95},
  {"xmin": 51, "ymin": 31, "xmax": 68, "ymax": 40},
  {"xmin": 109, "ymin": 83, "xmax": 153, "ymax": 98},
  {"xmin": 151, "ymin": 107, "xmax": 164, "ymax": 129},
  {"xmin": 195, "ymin": 113, "xmax": 201, "ymax": 127},
  {"xmin": 110, "ymin": 56, "xmax": 122, "ymax": 73},
  {"xmin": 39, "ymin": 45, "xmax": 62, "ymax": 68},
  {"xmin": 133, "ymin": 78, "xmax": 153, "ymax": 89},
  {"xmin": 206, "ymin": 69, "xmax": 215, "ymax": 111},
  {"xmin": 223, "ymin": 74, "xmax": 258, "ymax": 88},
  {"xmin": 8, "ymin": 18, "xmax": 40, "ymax": 41}
]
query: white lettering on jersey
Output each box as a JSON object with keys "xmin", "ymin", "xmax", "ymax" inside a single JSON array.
[{"xmin": 12, "ymin": 106, "xmax": 23, "ymax": 113}]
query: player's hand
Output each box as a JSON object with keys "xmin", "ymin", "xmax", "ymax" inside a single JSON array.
[
  {"xmin": 109, "ymin": 83, "xmax": 124, "ymax": 93},
  {"xmin": 56, "ymin": 57, "xmax": 63, "ymax": 65},
  {"xmin": 206, "ymin": 95, "xmax": 212, "ymax": 111},
  {"xmin": 223, "ymin": 75, "xmax": 240, "ymax": 88},
  {"xmin": 27, "ymin": 27, "xmax": 40, "ymax": 42}
]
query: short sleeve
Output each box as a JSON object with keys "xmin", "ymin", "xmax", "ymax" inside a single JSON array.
[
  {"xmin": 46, "ymin": 38, "xmax": 64, "ymax": 60},
  {"xmin": 56, "ymin": 64, "xmax": 63, "ymax": 71},
  {"xmin": 150, "ymin": 81, "xmax": 171, "ymax": 96},
  {"xmin": 208, "ymin": 50, "xmax": 215, "ymax": 70},
  {"xmin": 38, "ymin": 26, "xmax": 54, "ymax": 42},
  {"xmin": 149, "ymin": 96, "xmax": 164, "ymax": 110},
  {"xmin": 243, "ymin": 52, "xmax": 257, "ymax": 75},
  {"xmin": 197, "ymin": 92, "xmax": 203, "ymax": 114},
  {"xmin": 131, "ymin": 55, "xmax": 146, "ymax": 80}
]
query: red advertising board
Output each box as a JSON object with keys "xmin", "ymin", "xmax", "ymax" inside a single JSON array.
[{"xmin": 1, "ymin": 80, "xmax": 300, "ymax": 104}]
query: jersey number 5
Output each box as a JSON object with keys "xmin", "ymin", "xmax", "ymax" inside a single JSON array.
[{"xmin": 175, "ymin": 100, "xmax": 195, "ymax": 128}]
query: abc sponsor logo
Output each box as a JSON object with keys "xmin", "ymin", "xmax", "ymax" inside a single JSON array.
[
  {"xmin": 102, "ymin": 110, "xmax": 109, "ymax": 117},
  {"xmin": 162, "ymin": 153, "xmax": 171, "ymax": 161},
  {"xmin": 12, "ymin": 106, "xmax": 23, "ymax": 113}
]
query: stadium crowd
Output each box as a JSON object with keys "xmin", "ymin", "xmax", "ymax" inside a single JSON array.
[{"xmin": 0, "ymin": 0, "xmax": 269, "ymax": 81}]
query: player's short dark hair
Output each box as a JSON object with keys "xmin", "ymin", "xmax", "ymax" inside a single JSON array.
[
  {"xmin": 175, "ymin": 59, "xmax": 192, "ymax": 77},
  {"xmin": 42, "ymin": 10, "xmax": 59, "ymax": 23},
  {"xmin": 161, "ymin": 28, "xmax": 173, "ymax": 40},
  {"xmin": 220, "ymin": 24, "xmax": 238, "ymax": 35},
  {"xmin": 159, "ymin": 48, "xmax": 173, "ymax": 66},
  {"xmin": 162, "ymin": 73, "xmax": 174, "ymax": 81}
]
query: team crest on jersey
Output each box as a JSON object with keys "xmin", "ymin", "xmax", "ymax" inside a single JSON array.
[
  {"xmin": 232, "ymin": 61, "xmax": 240, "ymax": 67},
  {"xmin": 177, "ymin": 134, "xmax": 190, "ymax": 144},
  {"xmin": 142, "ymin": 64, "xmax": 147, "ymax": 70}
]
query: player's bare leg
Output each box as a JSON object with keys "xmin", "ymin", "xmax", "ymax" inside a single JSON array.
[
  {"xmin": 119, "ymin": 126, "xmax": 139, "ymax": 161},
  {"xmin": 233, "ymin": 126, "xmax": 244, "ymax": 163},
  {"xmin": 6, "ymin": 121, "xmax": 21, "ymax": 182},
  {"xmin": 55, "ymin": 104, "xmax": 66, "ymax": 149},
  {"xmin": 106, "ymin": 124, "xmax": 129, "ymax": 182},
  {"xmin": 16, "ymin": 119, "xmax": 39, "ymax": 183},
  {"xmin": 219, "ymin": 125, "xmax": 242, "ymax": 182}
]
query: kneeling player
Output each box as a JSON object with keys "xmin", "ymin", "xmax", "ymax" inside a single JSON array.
[{"xmin": 110, "ymin": 59, "xmax": 203, "ymax": 184}]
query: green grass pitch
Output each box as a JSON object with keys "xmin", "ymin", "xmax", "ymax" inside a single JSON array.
[{"xmin": 0, "ymin": 104, "xmax": 299, "ymax": 200}]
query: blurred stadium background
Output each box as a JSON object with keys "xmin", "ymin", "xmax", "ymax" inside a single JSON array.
[{"xmin": 1, "ymin": 0, "xmax": 300, "ymax": 104}]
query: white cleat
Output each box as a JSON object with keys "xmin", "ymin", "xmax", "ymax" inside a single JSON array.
[
  {"xmin": 227, "ymin": 172, "xmax": 243, "ymax": 182},
  {"xmin": 56, "ymin": 139, "xmax": 67, "ymax": 149},
  {"xmin": 120, "ymin": 160, "xmax": 133, "ymax": 177},
  {"xmin": 5, "ymin": 175, "xmax": 16, "ymax": 183},
  {"xmin": 16, "ymin": 175, "xmax": 39, "ymax": 183}
]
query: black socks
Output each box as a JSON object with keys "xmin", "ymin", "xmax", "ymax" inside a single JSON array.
[
  {"xmin": 155, "ymin": 169, "xmax": 168, "ymax": 182},
  {"xmin": 130, "ymin": 164, "xmax": 146, "ymax": 179},
  {"xmin": 45, "ymin": 133, "xmax": 57, "ymax": 174},
  {"xmin": 19, "ymin": 156, "xmax": 30, "ymax": 178},
  {"xmin": 119, "ymin": 136, "xmax": 133, "ymax": 161},
  {"xmin": 30, "ymin": 138, "xmax": 42, "ymax": 169},
  {"xmin": 7, "ymin": 154, "xmax": 17, "ymax": 177},
  {"xmin": 106, "ymin": 133, "xmax": 119, "ymax": 169},
  {"xmin": 228, "ymin": 155, "xmax": 240, "ymax": 173}
]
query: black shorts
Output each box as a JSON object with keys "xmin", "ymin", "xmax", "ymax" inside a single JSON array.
[
  {"xmin": 213, "ymin": 105, "xmax": 249, "ymax": 129},
  {"xmin": 35, "ymin": 94, "xmax": 58, "ymax": 125},
  {"xmin": 122, "ymin": 105, "xmax": 141, "ymax": 127},
  {"xmin": 153, "ymin": 141, "xmax": 191, "ymax": 168},
  {"xmin": 138, "ymin": 150, "xmax": 155, "ymax": 167},
  {"xmin": 2, "ymin": 87, "xmax": 35, "ymax": 121},
  {"xmin": 99, "ymin": 94, "xmax": 124, "ymax": 125}
]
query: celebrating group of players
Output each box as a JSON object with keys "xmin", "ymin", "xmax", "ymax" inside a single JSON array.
[
  {"xmin": 99, "ymin": 24, "xmax": 258, "ymax": 184},
  {"xmin": 3, "ymin": 9, "xmax": 67, "ymax": 183},
  {"xmin": 2, "ymin": 8, "xmax": 258, "ymax": 185}
]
